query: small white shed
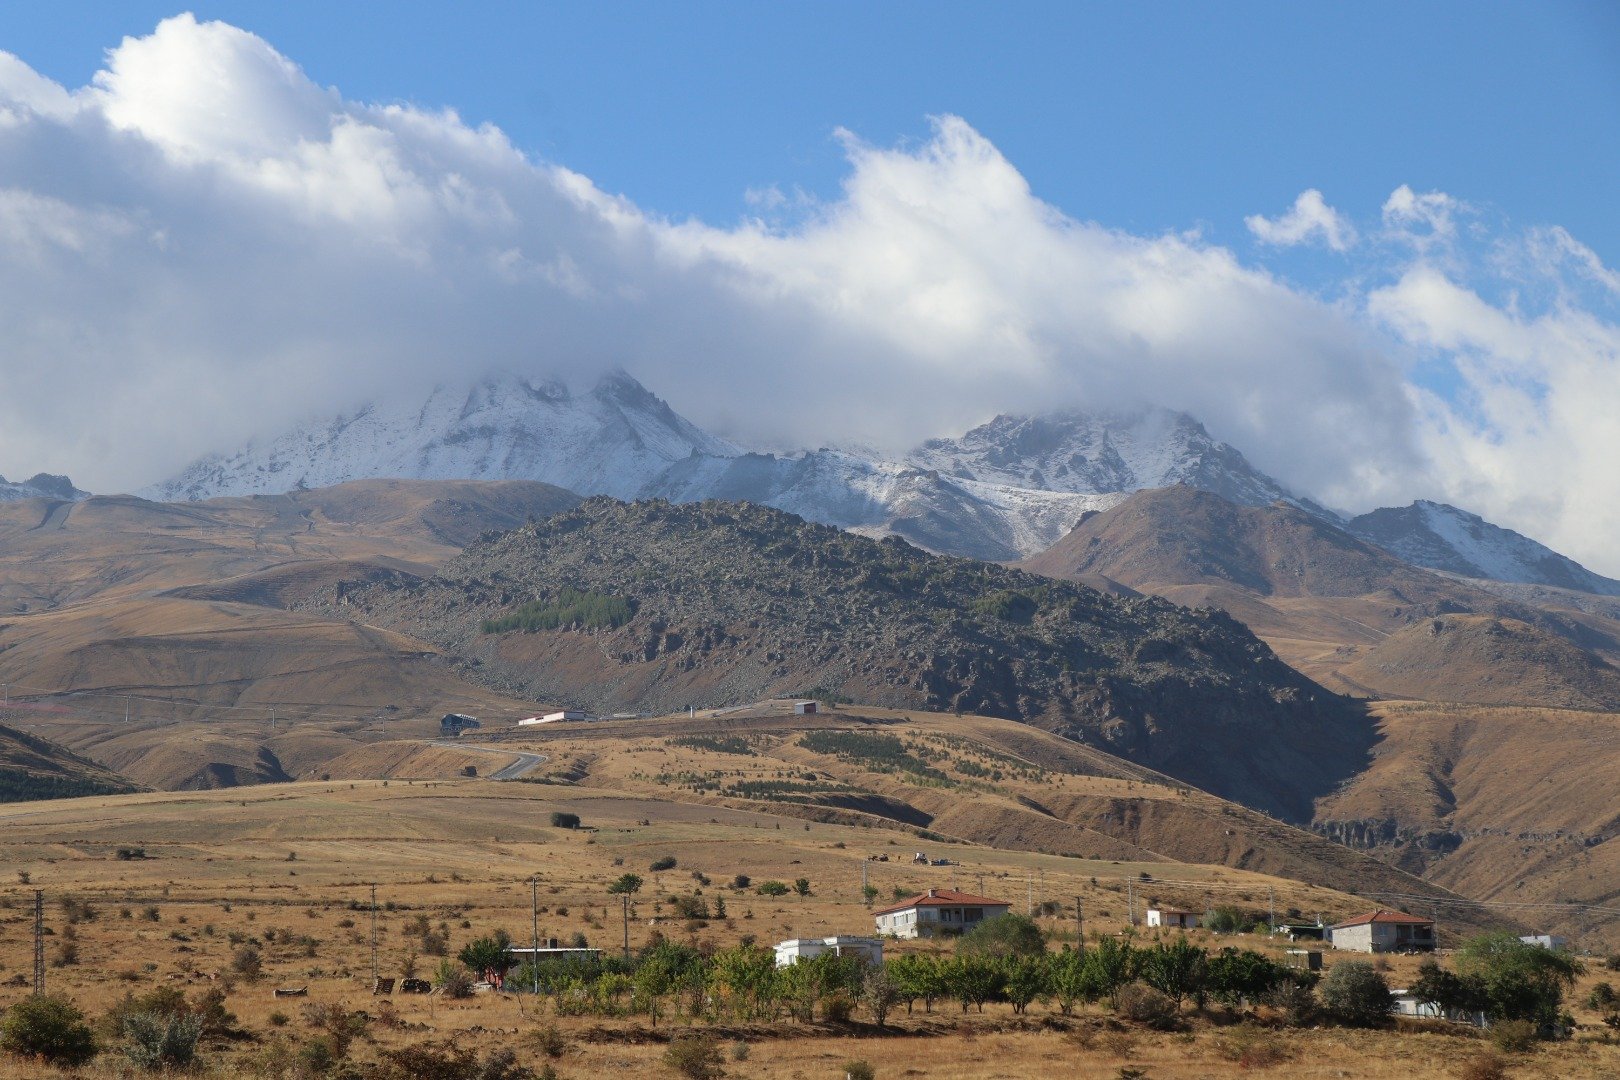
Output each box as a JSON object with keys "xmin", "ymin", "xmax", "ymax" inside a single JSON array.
[
  {"xmin": 1146, "ymin": 908, "xmax": 1201, "ymax": 930},
  {"xmin": 773, "ymin": 936, "xmax": 883, "ymax": 968},
  {"xmin": 792, "ymin": 701, "xmax": 818, "ymax": 715}
]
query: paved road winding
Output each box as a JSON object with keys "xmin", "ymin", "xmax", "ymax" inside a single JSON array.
[{"xmin": 430, "ymin": 739, "xmax": 547, "ymax": 780}]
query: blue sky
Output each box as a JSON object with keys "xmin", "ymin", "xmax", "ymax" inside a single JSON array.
[
  {"xmin": 5, "ymin": 2, "xmax": 1618, "ymax": 258},
  {"xmin": 1, "ymin": 5, "xmax": 1619, "ymax": 569}
]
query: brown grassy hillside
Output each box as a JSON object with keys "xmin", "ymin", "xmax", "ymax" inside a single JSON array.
[
  {"xmin": 1315, "ymin": 700, "xmax": 1620, "ymax": 949},
  {"xmin": 1019, "ymin": 485, "xmax": 1620, "ymax": 709}
]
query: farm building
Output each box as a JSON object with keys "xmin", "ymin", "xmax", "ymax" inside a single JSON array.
[
  {"xmin": 773, "ymin": 936, "xmax": 884, "ymax": 967},
  {"xmin": 792, "ymin": 701, "xmax": 818, "ymax": 714},
  {"xmin": 872, "ymin": 889, "xmax": 1011, "ymax": 940},
  {"xmin": 518, "ymin": 710, "xmax": 592, "ymax": 726},
  {"xmin": 1329, "ymin": 910, "xmax": 1436, "ymax": 953},
  {"xmin": 1519, "ymin": 934, "xmax": 1568, "ymax": 950},
  {"xmin": 1392, "ymin": 988, "xmax": 1487, "ymax": 1027},
  {"xmin": 1146, "ymin": 907, "xmax": 1200, "ymax": 930},
  {"xmin": 439, "ymin": 713, "xmax": 480, "ymax": 736}
]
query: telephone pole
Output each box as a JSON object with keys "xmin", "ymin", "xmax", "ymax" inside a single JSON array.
[
  {"xmin": 530, "ymin": 876, "xmax": 540, "ymax": 996},
  {"xmin": 1074, "ymin": 896, "xmax": 1085, "ymax": 953},
  {"xmin": 861, "ymin": 858, "xmax": 869, "ymax": 905},
  {"xmin": 1127, "ymin": 879, "xmax": 1136, "ymax": 927},
  {"xmin": 32, "ymin": 890, "xmax": 44, "ymax": 996},
  {"xmin": 1268, "ymin": 887, "xmax": 1276, "ymax": 930},
  {"xmin": 369, "ymin": 883, "xmax": 378, "ymax": 984},
  {"xmin": 1026, "ymin": 875, "xmax": 1033, "ymax": 917}
]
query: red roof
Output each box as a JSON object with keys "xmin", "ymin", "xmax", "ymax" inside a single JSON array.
[
  {"xmin": 1330, "ymin": 909, "xmax": 1434, "ymax": 929},
  {"xmin": 872, "ymin": 889, "xmax": 1011, "ymax": 917}
]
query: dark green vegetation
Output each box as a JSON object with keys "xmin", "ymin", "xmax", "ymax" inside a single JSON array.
[
  {"xmin": 481, "ymin": 587, "xmax": 633, "ymax": 634},
  {"xmin": 667, "ymin": 735, "xmax": 756, "ymax": 755},
  {"xmin": 319, "ymin": 498, "xmax": 1371, "ymax": 820},
  {"xmin": 798, "ymin": 730, "xmax": 948, "ymax": 783},
  {"xmin": 0, "ymin": 721, "xmax": 141, "ymax": 803}
]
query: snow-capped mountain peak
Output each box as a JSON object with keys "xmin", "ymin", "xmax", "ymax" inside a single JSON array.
[
  {"xmin": 1346, "ymin": 499, "xmax": 1620, "ymax": 596},
  {"xmin": 141, "ymin": 370, "xmax": 738, "ymax": 503},
  {"xmin": 906, "ymin": 406, "xmax": 1296, "ymax": 507},
  {"xmin": 0, "ymin": 472, "xmax": 88, "ymax": 503}
]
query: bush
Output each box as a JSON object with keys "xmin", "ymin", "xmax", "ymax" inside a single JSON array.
[
  {"xmin": 1458, "ymin": 1051, "xmax": 1509, "ymax": 1080},
  {"xmin": 531, "ymin": 1023, "xmax": 568, "ymax": 1058},
  {"xmin": 482, "ymin": 588, "xmax": 634, "ymax": 634},
  {"xmin": 550, "ymin": 812, "xmax": 581, "ymax": 829},
  {"xmin": 123, "ymin": 1011, "xmax": 202, "ymax": 1071},
  {"xmin": 1115, "ymin": 982, "xmax": 1178, "ymax": 1028},
  {"xmin": 1487, "ymin": 1018, "xmax": 1538, "ymax": 1053},
  {"xmin": 822, "ymin": 993, "xmax": 856, "ymax": 1023},
  {"xmin": 956, "ymin": 913, "xmax": 1046, "ymax": 959},
  {"xmin": 0, "ymin": 994, "xmax": 98, "ymax": 1066},
  {"xmin": 1318, "ymin": 961, "xmax": 1392, "ymax": 1027},
  {"xmin": 844, "ymin": 1061, "xmax": 876, "ymax": 1080},
  {"xmin": 662, "ymin": 1034, "xmax": 725, "ymax": 1079},
  {"xmin": 730, "ymin": 874, "xmax": 750, "ymax": 890},
  {"xmin": 231, "ymin": 945, "xmax": 263, "ymax": 980},
  {"xmin": 756, "ymin": 880, "xmax": 790, "ymax": 896},
  {"xmin": 650, "ymin": 855, "xmax": 678, "ymax": 872}
]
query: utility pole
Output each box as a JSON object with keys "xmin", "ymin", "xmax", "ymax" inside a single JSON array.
[
  {"xmin": 1268, "ymin": 887, "xmax": 1276, "ymax": 931},
  {"xmin": 1027, "ymin": 875, "xmax": 1033, "ymax": 917},
  {"xmin": 621, "ymin": 894, "xmax": 630, "ymax": 959},
  {"xmin": 976, "ymin": 873, "xmax": 984, "ymax": 897},
  {"xmin": 124, "ymin": 696, "xmax": 131, "ymax": 724},
  {"xmin": 369, "ymin": 883, "xmax": 378, "ymax": 985},
  {"xmin": 1075, "ymin": 897, "xmax": 1084, "ymax": 953},
  {"xmin": 32, "ymin": 890, "xmax": 44, "ymax": 996},
  {"xmin": 861, "ymin": 858, "xmax": 868, "ymax": 905},
  {"xmin": 1127, "ymin": 879, "xmax": 1136, "ymax": 927},
  {"xmin": 530, "ymin": 876, "xmax": 540, "ymax": 996}
]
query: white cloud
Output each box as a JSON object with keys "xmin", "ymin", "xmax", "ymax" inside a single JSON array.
[
  {"xmin": 1245, "ymin": 189, "xmax": 1357, "ymax": 251},
  {"xmin": 1, "ymin": 17, "xmax": 1619, "ymax": 574}
]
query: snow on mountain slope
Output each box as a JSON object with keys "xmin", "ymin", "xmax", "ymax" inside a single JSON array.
[
  {"xmin": 643, "ymin": 449, "xmax": 1122, "ymax": 561},
  {"xmin": 1347, "ymin": 500, "xmax": 1620, "ymax": 597},
  {"xmin": 0, "ymin": 473, "xmax": 87, "ymax": 503},
  {"xmin": 142, "ymin": 371, "xmax": 738, "ymax": 503},
  {"xmin": 907, "ymin": 407, "xmax": 1297, "ymax": 507}
]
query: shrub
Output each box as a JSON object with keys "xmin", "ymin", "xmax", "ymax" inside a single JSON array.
[
  {"xmin": 756, "ymin": 880, "xmax": 790, "ymax": 896},
  {"xmin": 549, "ymin": 812, "xmax": 581, "ymax": 829},
  {"xmin": 650, "ymin": 855, "xmax": 678, "ymax": 872},
  {"xmin": 822, "ymin": 992, "xmax": 856, "ymax": 1023},
  {"xmin": 608, "ymin": 872, "xmax": 644, "ymax": 895},
  {"xmin": 1214, "ymin": 1024, "xmax": 1292, "ymax": 1068},
  {"xmin": 0, "ymin": 994, "xmax": 98, "ymax": 1066},
  {"xmin": 231, "ymin": 945, "xmax": 263, "ymax": 980},
  {"xmin": 730, "ymin": 874, "xmax": 751, "ymax": 890},
  {"xmin": 1487, "ymin": 1018, "xmax": 1538, "ymax": 1053},
  {"xmin": 1318, "ymin": 961, "xmax": 1392, "ymax": 1027},
  {"xmin": 1115, "ymin": 982, "xmax": 1178, "ymax": 1029},
  {"xmin": 662, "ymin": 1033, "xmax": 725, "ymax": 1079},
  {"xmin": 122, "ymin": 1011, "xmax": 202, "ymax": 1071},
  {"xmin": 844, "ymin": 1061, "xmax": 876, "ymax": 1080},
  {"xmin": 1588, "ymin": 982, "xmax": 1617, "ymax": 1010},
  {"xmin": 1205, "ymin": 905, "xmax": 1253, "ymax": 933},
  {"xmin": 437, "ymin": 959, "xmax": 474, "ymax": 999},
  {"xmin": 531, "ymin": 1023, "xmax": 568, "ymax": 1058},
  {"xmin": 1458, "ymin": 1051, "xmax": 1509, "ymax": 1080},
  {"xmin": 956, "ymin": 913, "xmax": 1046, "ymax": 959}
]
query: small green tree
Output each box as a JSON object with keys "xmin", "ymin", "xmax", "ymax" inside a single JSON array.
[
  {"xmin": 1049, "ymin": 949, "xmax": 1103, "ymax": 1014},
  {"xmin": 886, "ymin": 954, "xmax": 948, "ymax": 1014},
  {"xmin": 956, "ymin": 913, "xmax": 1045, "ymax": 960},
  {"xmin": 1137, "ymin": 937, "xmax": 1207, "ymax": 1008},
  {"xmin": 862, "ymin": 965, "xmax": 902, "ymax": 1026},
  {"xmin": 549, "ymin": 811, "xmax": 581, "ymax": 829},
  {"xmin": 1085, "ymin": 935, "xmax": 1138, "ymax": 1007},
  {"xmin": 793, "ymin": 877, "xmax": 811, "ymax": 898},
  {"xmin": 0, "ymin": 994, "xmax": 98, "ymax": 1066},
  {"xmin": 756, "ymin": 880, "xmax": 790, "ymax": 897},
  {"xmin": 607, "ymin": 872, "xmax": 644, "ymax": 895},
  {"xmin": 123, "ymin": 1011, "xmax": 203, "ymax": 1071},
  {"xmin": 945, "ymin": 955, "xmax": 1004, "ymax": 1013},
  {"xmin": 458, "ymin": 930, "xmax": 512, "ymax": 977},
  {"xmin": 1458, "ymin": 932, "xmax": 1583, "ymax": 1029},
  {"xmin": 1004, "ymin": 955, "xmax": 1050, "ymax": 1015},
  {"xmin": 1318, "ymin": 960, "xmax": 1392, "ymax": 1027}
]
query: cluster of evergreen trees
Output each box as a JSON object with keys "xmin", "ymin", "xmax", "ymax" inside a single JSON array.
[{"xmin": 480, "ymin": 588, "xmax": 634, "ymax": 634}]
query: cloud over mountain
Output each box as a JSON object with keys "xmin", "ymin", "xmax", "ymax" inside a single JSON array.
[{"xmin": 0, "ymin": 16, "xmax": 1618, "ymax": 571}]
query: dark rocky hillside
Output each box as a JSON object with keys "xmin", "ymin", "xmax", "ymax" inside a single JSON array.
[
  {"xmin": 0, "ymin": 720, "xmax": 142, "ymax": 802},
  {"xmin": 312, "ymin": 498, "xmax": 1372, "ymax": 821}
]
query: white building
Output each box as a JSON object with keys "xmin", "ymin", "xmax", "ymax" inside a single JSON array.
[
  {"xmin": 773, "ymin": 936, "xmax": 884, "ymax": 968},
  {"xmin": 872, "ymin": 889, "xmax": 1012, "ymax": 940},
  {"xmin": 1328, "ymin": 910, "xmax": 1436, "ymax": 953},
  {"xmin": 526, "ymin": 710, "xmax": 590, "ymax": 724},
  {"xmin": 792, "ymin": 701, "xmax": 818, "ymax": 714},
  {"xmin": 1519, "ymin": 934, "xmax": 1568, "ymax": 950},
  {"xmin": 1146, "ymin": 907, "xmax": 1200, "ymax": 930},
  {"xmin": 1391, "ymin": 988, "xmax": 1487, "ymax": 1028}
]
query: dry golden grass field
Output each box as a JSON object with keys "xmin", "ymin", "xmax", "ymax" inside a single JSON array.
[{"xmin": 0, "ymin": 771, "xmax": 1617, "ymax": 1078}]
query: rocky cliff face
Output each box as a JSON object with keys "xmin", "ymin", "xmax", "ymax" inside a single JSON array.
[{"xmin": 308, "ymin": 497, "xmax": 1372, "ymax": 821}]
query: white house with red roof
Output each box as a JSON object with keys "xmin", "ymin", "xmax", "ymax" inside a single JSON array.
[
  {"xmin": 1328, "ymin": 910, "xmax": 1436, "ymax": 953},
  {"xmin": 872, "ymin": 888, "xmax": 1012, "ymax": 940}
]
